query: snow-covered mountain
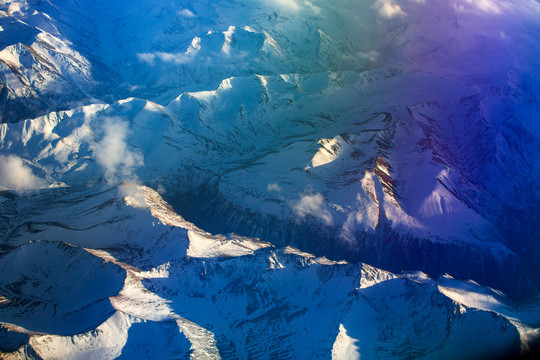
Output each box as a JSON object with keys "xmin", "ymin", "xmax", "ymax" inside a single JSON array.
[
  {"xmin": 1, "ymin": 0, "xmax": 540, "ymax": 358},
  {"xmin": 0, "ymin": 0, "xmax": 93, "ymax": 123},
  {"xmin": 0, "ymin": 184, "xmax": 534, "ymax": 359}
]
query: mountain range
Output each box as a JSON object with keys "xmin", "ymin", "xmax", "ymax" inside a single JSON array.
[{"xmin": 1, "ymin": 0, "xmax": 540, "ymax": 358}]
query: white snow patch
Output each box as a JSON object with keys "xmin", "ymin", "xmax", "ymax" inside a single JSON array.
[
  {"xmin": 311, "ymin": 137, "xmax": 345, "ymax": 168},
  {"xmin": 187, "ymin": 230, "xmax": 271, "ymax": 258},
  {"xmin": 29, "ymin": 312, "xmax": 135, "ymax": 360},
  {"xmin": 283, "ymin": 246, "xmax": 315, "ymax": 259},
  {"xmin": 438, "ymin": 286, "xmax": 503, "ymax": 312},
  {"xmin": 221, "ymin": 26, "xmax": 235, "ymax": 55},
  {"xmin": 110, "ymin": 272, "xmax": 176, "ymax": 322},
  {"xmin": 332, "ymin": 324, "xmax": 360, "ymax": 360},
  {"xmin": 268, "ymin": 251, "xmax": 285, "ymax": 269},
  {"xmin": 358, "ymin": 264, "xmax": 396, "ymax": 289},
  {"xmin": 176, "ymin": 318, "xmax": 220, "ymax": 360}
]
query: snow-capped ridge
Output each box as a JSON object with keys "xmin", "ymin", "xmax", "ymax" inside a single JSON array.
[{"xmin": 0, "ymin": 240, "xmax": 125, "ymax": 335}]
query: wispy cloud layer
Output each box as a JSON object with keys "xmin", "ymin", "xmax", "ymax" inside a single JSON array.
[
  {"xmin": 294, "ymin": 193, "xmax": 333, "ymax": 225},
  {"xmin": 94, "ymin": 119, "xmax": 143, "ymax": 185},
  {"xmin": 0, "ymin": 155, "xmax": 46, "ymax": 192},
  {"xmin": 137, "ymin": 37, "xmax": 201, "ymax": 66}
]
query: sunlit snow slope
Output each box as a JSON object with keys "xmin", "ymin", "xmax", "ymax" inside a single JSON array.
[{"xmin": 1, "ymin": 0, "xmax": 540, "ymax": 358}]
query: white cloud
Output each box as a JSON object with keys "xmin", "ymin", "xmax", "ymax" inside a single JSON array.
[
  {"xmin": 94, "ymin": 119, "xmax": 143, "ymax": 184},
  {"xmin": 267, "ymin": 183, "xmax": 282, "ymax": 192},
  {"xmin": 137, "ymin": 38, "xmax": 201, "ymax": 66},
  {"xmin": 178, "ymin": 9, "xmax": 196, "ymax": 18},
  {"xmin": 138, "ymin": 52, "xmax": 192, "ymax": 65},
  {"xmin": 262, "ymin": 0, "xmax": 321, "ymax": 14},
  {"xmin": 339, "ymin": 212, "xmax": 363, "ymax": 244},
  {"xmin": 0, "ymin": 155, "xmax": 46, "ymax": 192},
  {"xmin": 293, "ymin": 193, "xmax": 333, "ymax": 225},
  {"xmin": 357, "ymin": 50, "xmax": 379, "ymax": 62},
  {"xmin": 456, "ymin": 0, "xmax": 502, "ymax": 14},
  {"xmin": 137, "ymin": 53, "xmax": 156, "ymax": 65},
  {"xmin": 302, "ymin": 0, "xmax": 322, "ymax": 15},
  {"xmin": 450, "ymin": 0, "xmax": 538, "ymax": 15},
  {"xmin": 264, "ymin": 0, "xmax": 301, "ymax": 12},
  {"xmin": 375, "ymin": 0, "xmax": 406, "ymax": 18}
]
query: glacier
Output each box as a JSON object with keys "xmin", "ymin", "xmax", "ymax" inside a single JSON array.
[{"xmin": 1, "ymin": 0, "xmax": 540, "ymax": 358}]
